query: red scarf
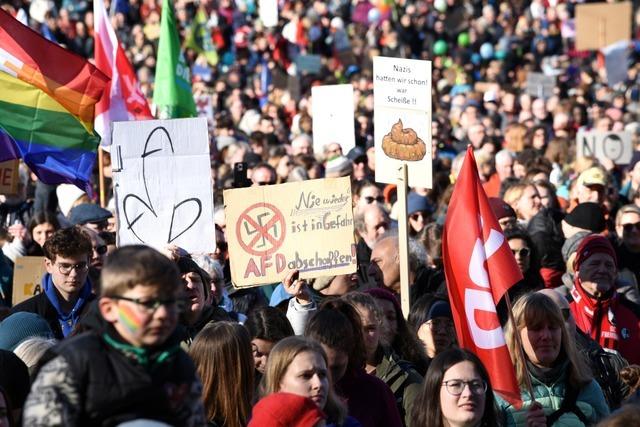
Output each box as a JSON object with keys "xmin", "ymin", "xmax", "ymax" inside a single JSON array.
[{"xmin": 570, "ymin": 280, "xmax": 620, "ymax": 352}]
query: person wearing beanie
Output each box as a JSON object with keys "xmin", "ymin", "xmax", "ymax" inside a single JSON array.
[
  {"xmin": 249, "ymin": 392, "xmax": 326, "ymax": 427},
  {"xmin": 406, "ymin": 192, "xmax": 433, "ymax": 236},
  {"xmin": 488, "ymin": 197, "xmax": 517, "ymax": 230},
  {"xmin": 0, "ymin": 312, "xmax": 54, "ymax": 351},
  {"xmin": 325, "ymin": 156, "xmax": 353, "ymax": 178},
  {"xmin": 176, "ymin": 255, "xmax": 231, "ymax": 346},
  {"xmin": 568, "ymin": 234, "xmax": 640, "ymax": 364},
  {"xmin": 561, "ymin": 202, "xmax": 606, "ymax": 238}
]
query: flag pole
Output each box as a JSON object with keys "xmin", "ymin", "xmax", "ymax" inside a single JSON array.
[
  {"xmin": 98, "ymin": 147, "xmax": 106, "ymax": 207},
  {"xmin": 397, "ymin": 162, "xmax": 410, "ymax": 318},
  {"xmin": 504, "ymin": 291, "xmax": 536, "ymax": 402}
]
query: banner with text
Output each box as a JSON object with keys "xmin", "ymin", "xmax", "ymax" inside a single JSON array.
[
  {"xmin": 112, "ymin": 118, "xmax": 215, "ymax": 253},
  {"xmin": 374, "ymin": 56, "xmax": 432, "ymax": 188},
  {"xmin": 12, "ymin": 256, "xmax": 45, "ymax": 306},
  {"xmin": 576, "ymin": 130, "xmax": 633, "ymax": 165},
  {"xmin": 0, "ymin": 160, "xmax": 18, "ymax": 195},
  {"xmin": 224, "ymin": 177, "xmax": 356, "ymax": 287}
]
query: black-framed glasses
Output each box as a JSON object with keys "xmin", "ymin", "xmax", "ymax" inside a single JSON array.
[
  {"xmin": 442, "ymin": 379, "xmax": 487, "ymax": 396},
  {"xmin": 93, "ymin": 245, "xmax": 108, "ymax": 255},
  {"xmin": 56, "ymin": 262, "xmax": 89, "ymax": 275},
  {"xmin": 110, "ymin": 296, "xmax": 183, "ymax": 313},
  {"xmin": 511, "ymin": 248, "xmax": 530, "ymax": 257},
  {"xmin": 622, "ymin": 222, "xmax": 640, "ymax": 233},
  {"xmin": 364, "ymin": 196, "xmax": 384, "ymax": 204},
  {"xmin": 425, "ymin": 319, "xmax": 454, "ymax": 331}
]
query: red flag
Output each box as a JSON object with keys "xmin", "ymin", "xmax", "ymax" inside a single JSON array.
[
  {"xmin": 443, "ymin": 146, "xmax": 523, "ymax": 406},
  {"xmin": 93, "ymin": 0, "xmax": 153, "ymax": 146}
]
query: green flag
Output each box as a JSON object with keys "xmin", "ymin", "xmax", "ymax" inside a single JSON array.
[
  {"xmin": 185, "ymin": 8, "xmax": 218, "ymax": 66},
  {"xmin": 153, "ymin": 0, "xmax": 196, "ymax": 118}
]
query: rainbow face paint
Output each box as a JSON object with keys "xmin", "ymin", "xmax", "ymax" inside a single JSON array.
[{"xmin": 117, "ymin": 303, "xmax": 144, "ymax": 335}]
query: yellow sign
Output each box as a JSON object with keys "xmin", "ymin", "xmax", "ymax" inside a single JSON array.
[
  {"xmin": 12, "ymin": 257, "xmax": 46, "ymax": 306},
  {"xmin": 224, "ymin": 177, "xmax": 356, "ymax": 287}
]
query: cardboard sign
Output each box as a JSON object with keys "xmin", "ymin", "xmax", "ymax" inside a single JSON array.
[
  {"xmin": 575, "ymin": 2, "xmax": 631, "ymax": 51},
  {"xmin": 576, "ymin": 130, "xmax": 633, "ymax": 165},
  {"xmin": 373, "ymin": 56, "xmax": 432, "ymax": 188},
  {"xmin": 0, "ymin": 160, "xmax": 19, "ymax": 195},
  {"xmin": 525, "ymin": 72, "xmax": 556, "ymax": 99},
  {"xmin": 12, "ymin": 256, "xmax": 45, "ymax": 306},
  {"xmin": 311, "ymin": 84, "xmax": 356, "ymax": 155},
  {"xmin": 259, "ymin": 0, "xmax": 278, "ymax": 27},
  {"xmin": 112, "ymin": 118, "xmax": 215, "ymax": 253},
  {"xmin": 295, "ymin": 55, "xmax": 322, "ymax": 74},
  {"xmin": 224, "ymin": 177, "xmax": 356, "ymax": 287}
]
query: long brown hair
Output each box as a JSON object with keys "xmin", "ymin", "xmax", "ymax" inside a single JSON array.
[
  {"xmin": 505, "ymin": 293, "xmax": 592, "ymax": 390},
  {"xmin": 189, "ymin": 322, "xmax": 254, "ymax": 427},
  {"xmin": 261, "ymin": 336, "xmax": 347, "ymax": 425}
]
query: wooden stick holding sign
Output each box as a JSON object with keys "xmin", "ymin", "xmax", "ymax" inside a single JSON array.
[
  {"xmin": 374, "ymin": 56, "xmax": 432, "ymax": 318},
  {"xmin": 396, "ymin": 163, "xmax": 410, "ymax": 318}
]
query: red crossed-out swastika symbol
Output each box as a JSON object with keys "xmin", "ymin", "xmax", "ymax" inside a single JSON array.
[{"xmin": 236, "ymin": 203, "xmax": 286, "ymax": 257}]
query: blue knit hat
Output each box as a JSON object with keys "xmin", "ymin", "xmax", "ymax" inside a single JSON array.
[{"xmin": 0, "ymin": 312, "xmax": 54, "ymax": 351}]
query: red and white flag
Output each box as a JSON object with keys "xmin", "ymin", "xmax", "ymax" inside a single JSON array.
[
  {"xmin": 94, "ymin": 0, "xmax": 153, "ymax": 146},
  {"xmin": 443, "ymin": 146, "xmax": 523, "ymax": 406}
]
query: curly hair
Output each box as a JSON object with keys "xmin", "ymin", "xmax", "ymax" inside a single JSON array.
[{"xmin": 42, "ymin": 226, "xmax": 92, "ymax": 261}]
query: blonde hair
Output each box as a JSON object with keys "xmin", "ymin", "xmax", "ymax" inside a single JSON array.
[
  {"xmin": 504, "ymin": 123, "xmax": 528, "ymax": 152},
  {"xmin": 261, "ymin": 336, "xmax": 347, "ymax": 424},
  {"xmin": 505, "ymin": 293, "xmax": 592, "ymax": 390}
]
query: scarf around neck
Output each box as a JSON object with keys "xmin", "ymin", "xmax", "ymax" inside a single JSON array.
[
  {"xmin": 570, "ymin": 280, "xmax": 619, "ymax": 352},
  {"xmin": 43, "ymin": 273, "xmax": 92, "ymax": 337}
]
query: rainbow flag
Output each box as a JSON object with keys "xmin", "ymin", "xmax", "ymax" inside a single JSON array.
[{"xmin": 0, "ymin": 9, "xmax": 110, "ymax": 193}]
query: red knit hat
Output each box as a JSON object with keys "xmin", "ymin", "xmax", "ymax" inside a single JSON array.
[
  {"xmin": 249, "ymin": 393, "xmax": 326, "ymax": 427},
  {"xmin": 573, "ymin": 234, "xmax": 617, "ymax": 273}
]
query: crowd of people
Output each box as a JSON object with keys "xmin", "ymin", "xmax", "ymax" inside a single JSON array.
[{"xmin": 1, "ymin": 0, "xmax": 640, "ymax": 425}]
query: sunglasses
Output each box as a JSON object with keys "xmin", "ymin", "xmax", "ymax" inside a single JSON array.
[
  {"xmin": 256, "ymin": 181, "xmax": 276, "ymax": 186},
  {"xmin": 364, "ymin": 196, "xmax": 385, "ymax": 204},
  {"xmin": 410, "ymin": 212, "xmax": 428, "ymax": 221},
  {"xmin": 622, "ymin": 222, "xmax": 640, "ymax": 233},
  {"xmin": 93, "ymin": 245, "xmax": 108, "ymax": 255},
  {"xmin": 511, "ymin": 248, "xmax": 530, "ymax": 257}
]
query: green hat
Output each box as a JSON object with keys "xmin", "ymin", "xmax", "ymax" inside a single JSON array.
[
  {"xmin": 457, "ymin": 32, "xmax": 470, "ymax": 47},
  {"xmin": 433, "ymin": 40, "xmax": 447, "ymax": 56}
]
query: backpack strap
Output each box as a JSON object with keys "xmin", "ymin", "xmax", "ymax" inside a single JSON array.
[{"xmin": 546, "ymin": 381, "xmax": 589, "ymax": 426}]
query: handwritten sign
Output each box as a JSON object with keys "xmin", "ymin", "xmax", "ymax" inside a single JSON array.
[
  {"xmin": 311, "ymin": 84, "xmax": 356, "ymax": 155},
  {"xmin": 0, "ymin": 160, "xmax": 19, "ymax": 195},
  {"xmin": 295, "ymin": 55, "xmax": 322, "ymax": 74},
  {"xmin": 373, "ymin": 56, "xmax": 432, "ymax": 188},
  {"xmin": 112, "ymin": 118, "xmax": 215, "ymax": 253},
  {"xmin": 577, "ymin": 131, "xmax": 633, "ymax": 165},
  {"xmin": 575, "ymin": 2, "xmax": 631, "ymax": 51},
  {"xmin": 224, "ymin": 177, "xmax": 356, "ymax": 287},
  {"xmin": 12, "ymin": 257, "xmax": 45, "ymax": 306},
  {"xmin": 525, "ymin": 72, "xmax": 556, "ymax": 99}
]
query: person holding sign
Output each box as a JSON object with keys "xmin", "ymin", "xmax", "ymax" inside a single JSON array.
[
  {"xmin": 10, "ymin": 226, "xmax": 95, "ymax": 339},
  {"xmin": 499, "ymin": 292, "xmax": 609, "ymax": 426}
]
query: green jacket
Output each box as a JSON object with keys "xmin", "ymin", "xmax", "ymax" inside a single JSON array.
[
  {"xmin": 497, "ymin": 369, "xmax": 610, "ymax": 426},
  {"xmin": 375, "ymin": 348, "xmax": 424, "ymax": 427}
]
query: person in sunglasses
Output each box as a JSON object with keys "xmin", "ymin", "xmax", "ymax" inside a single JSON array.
[
  {"xmin": 613, "ymin": 205, "xmax": 640, "ymax": 286},
  {"xmin": 80, "ymin": 226, "xmax": 109, "ymax": 293},
  {"xmin": 22, "ymin": 245, "xmax": 206, "ymax": 426},
  {"xmin": 504, "ymin": 227, "xmax": 543, "ymax": 303},
  {"xmin": 10, "ymin": 226, "xmax": 96, "ymax": 339}
]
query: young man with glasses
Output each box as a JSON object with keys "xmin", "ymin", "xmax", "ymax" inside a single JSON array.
[
  {"xmin": 10, "ymin": 226, "xmax": 95, "ymax": 339},
  {"xmin": 23, "ymin": 245, "xmax": 205, "ymax": 426}
]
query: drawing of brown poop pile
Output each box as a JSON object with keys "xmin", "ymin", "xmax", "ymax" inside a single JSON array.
[{"xmin": 381, "ymin": 119, "xmax": 426, "ymax": 161}]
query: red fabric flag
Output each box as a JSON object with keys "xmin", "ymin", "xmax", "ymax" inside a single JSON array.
[
  {"xmin": 94, "ymin": 0, "xmax": 153, "ymax": 146},
  {"xmin": 443, "ymin": 146, "xmax": 523, "ymax": 406}
]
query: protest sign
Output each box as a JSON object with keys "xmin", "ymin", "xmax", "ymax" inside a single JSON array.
[
  {"xmin": 525, "ymin": 72, "xmax": 556, "ymax": 99},
  {"xmin": 576, "ymin": 130, "xmax": 633, "ymax": 165},
  {"xmin": 112, "ymin": 118, "xmax": 215, "ymax": 253},
  {"xmin": 224, "ymin": 177, "xmax": 356, "ymax": 287},
  {"xmin": 311, "ymin": 84, "xmax": 356, "ymax": 155},
  {"xmin": 0, "ymin": 160, "xmax": 18, "ymax": 195},
  {"xmin": 601, "ymin": 41, "xmax": 629, "ymax": 86},
  {"xmin": 12, "ymin": 256, "xmax": 45, "ymax": 306},
  {"xmin": 575, "ymin": 2, "xmax": 631, "ymax": 51},
  {"xmin": 295, "ymin": 55, "xmax": 322, "ymax": 74},
  {"xmin": 259, "ymin": 0, "xmax": 278, "ymax": 27},
  {"xmin": 374, "ymin": 56, "xmax": 432, "ymax": 188}
]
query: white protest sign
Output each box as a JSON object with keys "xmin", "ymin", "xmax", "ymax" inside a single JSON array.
[
  {"xmin": 577, "ymin": 130, "xmax": 633, "ymax": 165},
  {"xmin": 224, "ymin": 177, "xmax": 356, "ymax": 287},
  {"xmin": 525, "ymin": 72, "xmax": 556, "ymax": 99},
  {"xmin": 601, "ymin": 40, "xmax": 629, "ymax": 86},
  {"xmin": 311, "ymin": 84, "xmax": 355, "ymax": 155},
  {"xmin": 259, "ymin": 0, "xmax": 278, "ymax": 27},
  {"xmin": 112, "ymin": 118, "xmax": 215, "ymax": 253},
  {"xmin": 374, "ymin": 56, "xmax": 432, "ymax": 188}
]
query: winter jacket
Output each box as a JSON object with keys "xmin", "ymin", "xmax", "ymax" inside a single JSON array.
[
  {"xmin": 22, "ymin": 304, "xmax": 205, "ymax": 427},
  {"xmin": 497, "ymin": 361, "xmax": 609, "ymax": 426}
]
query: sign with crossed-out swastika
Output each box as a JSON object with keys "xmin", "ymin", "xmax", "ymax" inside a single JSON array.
[{"xmin": 237, "ymin": 203, "xmax": 286, "ymax": 257}]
